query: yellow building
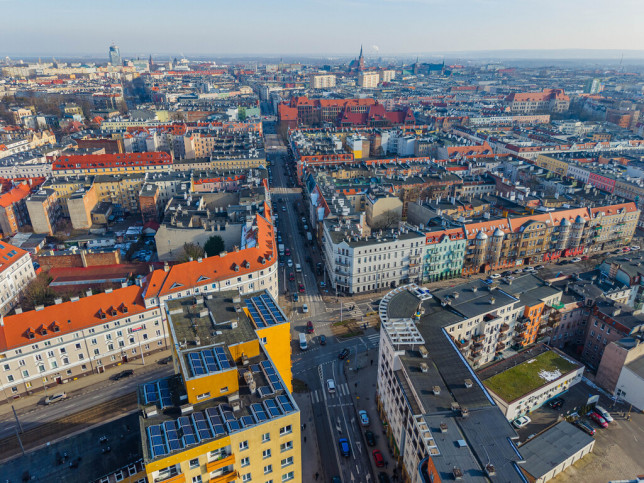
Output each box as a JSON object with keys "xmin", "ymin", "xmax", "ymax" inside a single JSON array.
[
  {"xmin": 534, "ymin": 154, "xmax": 569, "ymax": 177},
  {"xmin": 93, "ymin": 174, "xmax": 146, "ymax": 214},
  {"xmin": 140, "ymin": 290, "xmax": 300, "ymax": 483}
]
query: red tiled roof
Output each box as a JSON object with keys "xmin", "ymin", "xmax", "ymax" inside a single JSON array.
[
  {"xmin": 0, "ymin": 285, "xmax": 147, "ymax": 351},
  {"xmin": 0, "ymin": 183, "xmax": 31, "ymax": 208},
  {"xmin": 53, "ymin": 152, "xmax": 172, "ymax": 171}
]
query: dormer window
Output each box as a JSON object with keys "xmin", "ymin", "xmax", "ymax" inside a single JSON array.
[
  {"xmin": 97, "ymin": 309, "xmax": 106, "ymax": 319},
  {"xmin": 119, "ymin": 303, "xmax": 128, "ymax": 314},
  {"xmin": 26, "ymin": 330, "xmax": 35, "ymax": 340}
]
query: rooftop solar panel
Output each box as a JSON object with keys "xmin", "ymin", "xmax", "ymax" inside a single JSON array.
[
  {"xmin": 264, "ymin": 399, "xmax": 282, "ymax": 418},
  {"xmin": 251, "ymin": 364, "xmax": 261, "ymax": 373},
  {"xmin": 277, "ymin": 395, "xmax": 295, "ymax": 413},
  {"xmin": 226, "ymin": 420, "xmax": 241, "ymax": 433},
  {"xmin": 214, "ymin": 347, "xmax": 232, "ymax": 370},
  {"xmin": 258, "ymin": 386, "xmax": 273, "ymax": 398},
  {"xmin": 250, "ymin": 403, "xmax": 268, "ymax": 422}
]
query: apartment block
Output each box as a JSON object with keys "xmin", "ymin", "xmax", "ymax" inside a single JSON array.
[
  {"xmin": 51, "ymin": 152, "xmax": 172, "ymax": 177},
  {"xmin": 0, "ymin": 284, "xmax": 168, "ymax": 398},
  {"xmin": 0, "ymin": 183, "xmax": 32, "ymax": 237},
  {"xmin": 26, "ymin": 188, "xmax": 61, "ymax": 235},
  {"xmin": 376, "ymin": 284, "xmax": 525, "ymax": 483},
  {"xmin": 358, "ymin": 72, "xmax": 380, "ymax": 89},
  {"xmin": 309, "ymin": 74, "xmax": 336, "ymax": 89},
  {"xmin": 322, "ymin": 220, "xmax": 424, "ymax": 294},
  {"xmin": 422, "ymin": 228, "xmax": 467, "ymax": 282},
  {"xmin": 140, "ymin": 290, "xmax": 300, "ymax": 483}
]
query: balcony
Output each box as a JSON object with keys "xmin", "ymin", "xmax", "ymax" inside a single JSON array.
[
  {"xmin": 155, "ymin": 474, "xmax": 185, "ymax": 483},
  {"xmin": 499, "ymin": 323, "xmax": 510, "ymax": 333},
  {"xmin": 454, "ymin": 338, "xmax": 470, "ymax": 349},
  {"xmin": 470, "ymin": 346, "xmax": 483, "ymax": 357},
  {"xmin": 210, "ymin": 470, "xmax": 238, "ymax": 483},
  {"xmin": 496, "ymin": 342, "xmax": 506, "ymax": 352},
  {"xmin": 206, "ymin": 454, "xmax": 235, "ymax": 473},
  {"xmin": 472, "ymin": 340, "xmax": 484, "ymax": 350},
  {"xmin": 468, "ymin": 351, "xmax": 482, "ymax": 362},
  {"xmin": 472, "ymin": 334, "xmax": 485, "ymax": 343},
  {"xmin": 513, "ymin": 333, "xmax": 524, "ymax": 343}
]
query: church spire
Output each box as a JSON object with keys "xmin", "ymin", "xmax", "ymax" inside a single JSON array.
[{"xmin": 359, "ymin": 45, "xmax": 363, "ymax": 59}]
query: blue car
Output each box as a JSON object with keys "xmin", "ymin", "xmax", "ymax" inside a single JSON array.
[{"xmin": 339, "ymin": 438, "xmax": 350, "ymax": 457}]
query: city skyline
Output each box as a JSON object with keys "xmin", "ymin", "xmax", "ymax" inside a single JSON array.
[{"xmin": 1, "ymin": 0, "xmax": 644, "ymax": 57}]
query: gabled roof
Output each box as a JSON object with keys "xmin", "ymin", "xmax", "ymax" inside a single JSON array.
[
  {"xmin": 0, "ymin": 183, "xmax": 31, "ymax": 208},
  {"xmin": 590, "ymin": 202, "xmax": 637, "ymax": 217},
  {"xmin": 0, "ymin": 285, "xmax": 147, "ymax": 351},
  {"xmin": 145, "ymin": 213, "xmax": 276, "ymax": 299}
]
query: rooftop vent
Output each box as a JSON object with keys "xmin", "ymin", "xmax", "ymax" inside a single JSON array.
[
  {"xmin": 440, "ymin": 422, "xmax": 448, "ymax": 433},
  {"xmin": 464, "ymin": 379, "xmax": 473, "ymax": 389},
  {"xmin": 419, "ymin": 362, "xmax": 429, "ymax": 373},
  {"xmin": 419, "ymin": 345, "xmax": 429, "ymax": 359},
  {"xmin": 433, "ymin": 386, "xmax": 441, "ymax": 396}
]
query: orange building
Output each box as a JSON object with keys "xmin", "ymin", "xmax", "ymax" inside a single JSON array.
[{"xmin": 0, "ymin": 183, "xmax": 32, "ymax": 237}]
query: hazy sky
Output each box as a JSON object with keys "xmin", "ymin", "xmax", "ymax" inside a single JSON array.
[{"xmin": 1, "ymin": 0, "xmax": 643, "ymax": 57}]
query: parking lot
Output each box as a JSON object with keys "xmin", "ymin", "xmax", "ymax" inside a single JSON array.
[{"xmin": 514, "ymin": 379, "xmax": 644, "ymax": 481}]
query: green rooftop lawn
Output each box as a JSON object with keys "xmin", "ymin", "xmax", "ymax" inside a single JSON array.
[{"xmin": 483, "ymin": 350, "xmax": 578, "ymax": 403}]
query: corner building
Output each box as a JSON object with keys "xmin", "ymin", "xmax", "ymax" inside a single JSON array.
[{"xmin": 140, "ymin": 290, "xmax": 300, "ymax": 483}]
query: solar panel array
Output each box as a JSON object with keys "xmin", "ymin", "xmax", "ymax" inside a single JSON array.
[
  {"xmin": 187, "ymin": 347, "xmax": 233, "ymax": 377},
  {"xmin": 146, "ymin": 395, "xmax": 297, "ymax": 459},
  {"xmin": 143, "ymin": 379, "xmax": 172, "ymax": 409},
  {"xmin": 261, "ymin": 360, "xmax": 284, "ymax": 393},
  {"xmin": 245, "ymin": 294, "xmax": 286, "ymax": 328}
]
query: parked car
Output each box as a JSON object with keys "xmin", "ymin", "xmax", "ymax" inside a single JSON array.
[
  {"xmin": 534, "ymin": 265, "xmax": 545, "ymax": 270},
  {"xmin": 292, "ymin": 293, "xmax": 299, "ymax": 302},
  {"xmin": 359, "ymin": 410, "xmax": 369, "ymax": 426},
  {"xmin": 111, "ymin": 369, "xmax": 134, "ymax": 381},
  {"xmin": 45, "ymin": 392, "xmax": 67, "ymax": 405},
  {"xmin": 632, "ymin": 246, "xmax": 641, "ymax": 250},
  {"xmin": 574, "ymin": 419, "xmax": 596, "ymax": 436},
  {"xmin": 306, "ymin": 320, "xmax": 314, "ymax": 333},
  {"xmin": 512, "ymin": 415, "xmax": 531, "ymax": 428},
  {"xmin": 588, "ymin": 411, "xmax": 609, "ymax": 428},
  {"xmin": 319, "ymin": 334, "xmax": 327, "ymax": 345},
  {"xmin": 372, "ymin": 449, "xmax": 385, "ymax": 467},
  {"xmin": 524, "ymin": 266, "xmax": 535, "ymax": 272},
  {"xmin": 339, "ymin": 438, "xmax": 350, "ymax": 457},
  {"xmin": 571, "ymin": 257, "xmax": 582, "ymax": 263},
  {"xmin": 157, "ymin": 356, "xmax": 173, "ymax": 365},
  {"xmin": 548, "ymin": 397, "xmax": 564, "ymax": 409},
  {"xmin": 338, "ymin": 348, "xmax": 350, "ymax": 360},
  {"xmin": 365, "ymin": 430, "xmax": 376, "ymax": 447},
  {"xmin": 490, "ymin": 273, "xmax": 501, "ymax": 279},
  {"xmin": 302, "ymin": 304, "xmax": 309, "ymax": 314},
  {"xmin": 298, "ymin": 283, "xmax": 305, "ymax": 293},
  {"xmin": 513, "ymin": 269, "xmax": 523, "ymax": 274},
  {"xmin": 285, "ymin": 248, "xmax": 291, "ymax": 256},
  {"xmin": 501, "ymin": 270, "xmax": 513, "ymax": 276},
  {"xmin": 594, "ymin": 405, "xmax": 613, "ymax": 423}
]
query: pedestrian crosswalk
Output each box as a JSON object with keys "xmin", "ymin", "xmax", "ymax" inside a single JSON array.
[
  {"xmin": 311, "ymin": 382, "xmax": 351, "ymax": 404},
  {"xmin": 365, "ymin": 333, "xmax": 380, "ymax": 346}
]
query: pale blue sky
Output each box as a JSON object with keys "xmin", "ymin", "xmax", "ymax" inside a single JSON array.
[{"xmin": 1, "ymin": 0, "xmax": 643, "ymax": 57}]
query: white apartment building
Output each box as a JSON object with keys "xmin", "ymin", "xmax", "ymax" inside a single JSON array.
[
  {"xmin": 322, "ymin": 221, "xmax": 424, "ymax": 294},
  {"xmin": 376, "ymin": 284, "xmax": 527, "ymax": 483},
  {"xmin": 0, "ymin": 284, "xmax": 168, "ymax": 398},
  {"xmin": 0, "ymin": 242, "xmax": 36, "ymax": 316},
  {"xmin": 358, "ymin": 72, "xmax": 380, "ymax": 89},
  {"xmin": 381, "ymin": 70, "xmax": 396, "ymax": 83},
  {"xmin": 309, "ymin": 74, "xmax": 336, "ymax": 89}
]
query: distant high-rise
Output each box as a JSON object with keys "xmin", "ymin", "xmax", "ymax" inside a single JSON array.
[{"xmin": 108, "ymin": 44, "xmax": 121, "ymax": 66}]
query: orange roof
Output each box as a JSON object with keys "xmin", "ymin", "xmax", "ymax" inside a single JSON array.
[
  {"xmin": 0, "ymin": 183, "xmax": 31, "ymax": 208},
  {"xmin": 508, "ymin": 213, "xmax": 553, "ymax": 233},
  {"xmin": 0, "ymin": 285, "xmax": 147, "ymax": 351},
  {"xmin": 464, "ymin": 219, "xmax": 511, "ymax": 239},
  {"xmin": 53, "ymin": 152, "xmax": 172, "ymax": 171},
  {"xmin": 590, "ymin": 202, "xmax": 637, "ymax": 217},
  {"xmin": 145, "ymin": 213, "xmax": 275, "ymax": 299}
]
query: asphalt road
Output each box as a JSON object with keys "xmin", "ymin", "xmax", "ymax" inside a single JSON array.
[{"xmin": 0, "ymin": 363, "xmax": 173, "ymax": 440}]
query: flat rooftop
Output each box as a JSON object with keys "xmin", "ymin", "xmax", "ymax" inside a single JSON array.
[
  {"xmin": 139, "ymin": 353, "xmax": 298, "ymax": 463},
  {"xmin": 480, "ymin": 345, "xmax": 581, "ymax": 403},
  {"xmin": 519, "ymin": 421, "xmax": 594, "ymax": 480},
  {"xmin": 1, "ymin": 413, "xmax": 142, "ymax": 483},
  {"xmin": 380, "ymin": 285, "xmax": 525, "ymax": 482}
]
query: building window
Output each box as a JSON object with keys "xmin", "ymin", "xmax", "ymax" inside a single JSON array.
[
  {"xmin": 280, "ymin": 441, "xmax": 293, "ymax": 452},
  {"xmin": 241, "ymin": 457, "xmax": 250, "ymax": 467},
  {"xmin": 239, "ymin": 440, "xmax": 249, "ymax": 451},
  {"xmin": 279, "ymin": 425, "xmax": 292, "ymax": 436},
  {"xmin": 282, "ymin": 472, "xmax": 294, "ymax": 482},
  {"xmin": 242, "ymin": 474, "xmax": 251, "ymax": 482},
  {"xmin": 281, "ymin": 457, "xmax": 293, "ymax": 468},
  {"xmin": 264, "ymin": 465, "xmax": 273, "ymax": 475},
  {"xmin": 263, "ymin": 449, "xmax": 271, "ymax": 459},
  {"xmin": 189, "ymin": 458, "xmax": 199, "ymax": 469},
  {"xmin": 262, "ymin": 432, "xmax": 270, "ymax": 443},
  {"xmin": 191, "ymin": 477, "xmax": 202, "ymax": 483}
]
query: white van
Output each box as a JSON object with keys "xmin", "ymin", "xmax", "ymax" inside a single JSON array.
[
  {"xmin": 326, "ymin": 379, "xmax": 336, "ymax": 394},
  {"xmin": 295, "ymin": 263, "xmax": 302, "ymax": 273},
  {"xmin": 299, "ymin": 333, "xmax": 307, "ymax": 350}
]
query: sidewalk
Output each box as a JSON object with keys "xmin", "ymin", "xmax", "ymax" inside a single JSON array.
[
  {"xmin": 0, "ymin": 348, "xmax": 171, "ymax": 418},
  {"xmin": 344, "ymin": 346, "xmax": 400, "ymax": 482},
  {"xmin": 292, "ymin": 392, "xmax": 323, "ymax": 482}
]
